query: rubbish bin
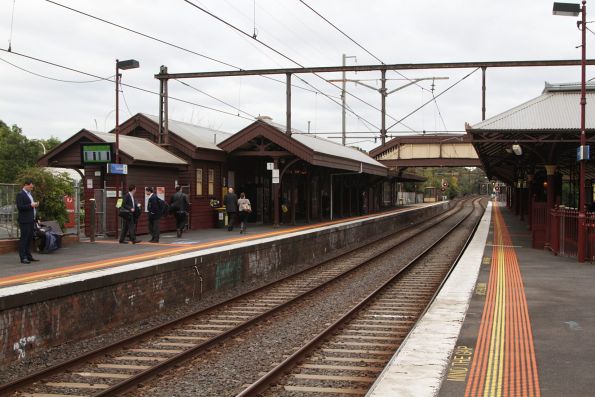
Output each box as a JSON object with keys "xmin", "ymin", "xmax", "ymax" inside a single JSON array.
[{"xmin": 215, "ymin": 207, "xmax": 226, "ymax": 228}]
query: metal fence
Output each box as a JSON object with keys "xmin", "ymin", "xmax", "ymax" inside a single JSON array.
[
  {"xmin": 0, "ymin": 183, "xmax": 19, "ymax": 239},
  {"xmin": 0, "ymin": 181, "xmax": 84, "ymax": 240}
]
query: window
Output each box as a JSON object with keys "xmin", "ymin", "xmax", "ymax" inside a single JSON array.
[
  {"xmin": 208, "ymin": 169, "xmax": 215, "ymax": 195},
  {"xmin": 196, "ymin": 169, "xmax": 203, "ymax": 196}
]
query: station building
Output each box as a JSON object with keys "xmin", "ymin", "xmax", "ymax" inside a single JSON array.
[{"xmin": 38, "ymin": 114, "xmax": 425, "ymax": 237}]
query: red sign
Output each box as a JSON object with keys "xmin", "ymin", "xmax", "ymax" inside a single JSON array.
[{"xmin": 64, "ymin": 195, "xmax": 75, "ymax": 228}]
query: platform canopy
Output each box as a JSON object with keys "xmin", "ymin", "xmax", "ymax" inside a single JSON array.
[
  {"xmin": 466, "ymin": 82, "xmax": 595, "ymax": 184},
  {"xmin": 218, "ymin": 117, "xmax": 387, "ymax": 176}
]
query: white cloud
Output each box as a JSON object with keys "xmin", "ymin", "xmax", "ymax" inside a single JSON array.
[{"xmin": 0, "ymin": 0, "xmax": 591, "ymax": 152}]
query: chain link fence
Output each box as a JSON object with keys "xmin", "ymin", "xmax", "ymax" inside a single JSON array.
[{"xmin": 0, "ymin": 183, "xmax": 19, "ymax": 239}]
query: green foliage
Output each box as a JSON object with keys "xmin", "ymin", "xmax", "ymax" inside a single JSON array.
[
  {"xmin": 0, "ymin": 120, "xmax": 62, "ymax": 183},
  {"xmin": 15, "ymin": 167, "xmax": 73, "ymax": 228}
]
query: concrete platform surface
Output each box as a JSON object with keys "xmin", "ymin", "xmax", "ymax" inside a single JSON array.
[{"xmin": 367, "ymin": 201, "xmax": 595, "ymax": 397}]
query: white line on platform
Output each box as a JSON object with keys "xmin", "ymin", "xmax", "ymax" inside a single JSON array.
[{"xmin": 365, "ymin": 201, "xmax": 492, "ymax": 397}]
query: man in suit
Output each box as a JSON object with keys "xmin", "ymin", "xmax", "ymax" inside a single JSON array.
[
  {"xmin": 119, "ymin": 184, "xmax": 141, "ymax": 244},
  {"xmin": 16, "ymin": 180, "xmax": 40, "ymax": 264},
  {"xmin": 145, "ymin": 187, "xmax": 161, "ymax": 243},
  {"xmin": 170, "ymin": 185, "xmax": 189, "ymax": 238}
]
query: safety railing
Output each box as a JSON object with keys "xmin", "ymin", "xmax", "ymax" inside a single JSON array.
[
  {"xmin": 557, "ymin": 207, "xmax": 578, "ymax": 258},
  {"xmin": 0, "ymin": 183, "xmax": 19, "ymax": 239}
]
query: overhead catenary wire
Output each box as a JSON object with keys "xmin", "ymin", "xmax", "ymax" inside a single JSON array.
[
  {"xmin": 298, "ymin": 0, "xmax": 451, "ymax": 128},
  {"xmin": 0, "ymin": 56, "xmax": 114, "ymax": 83},
  {"xmin": 386, "ymin": 68, "xmax": 480, "ymax": 130},
  {"xmin": 0, "ymin": 48, "xmax": 255, "ymax": 122},
  {"xmin": 42, "ymin": 0, "xmax": 321, "ymax": 95},
  {"xmin": 181, "ymin": 0, "xmax": 383, "ymax": 130},
  {"xmin": 175, "ymin": 79, "xmax": 258, "ymax": 119}
]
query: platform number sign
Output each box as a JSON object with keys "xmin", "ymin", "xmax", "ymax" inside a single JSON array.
[{"xmin": 80, "ymin": 143, "xmax": 114, "ymax": 164}]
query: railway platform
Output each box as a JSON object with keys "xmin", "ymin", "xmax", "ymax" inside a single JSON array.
[
  {"xmin": 0, "ymin": 202, "xmax": 453, "ymax": 367},
  {"xmin": 367, "ymin": 201, "xmax": 595, "ymax": 397}
]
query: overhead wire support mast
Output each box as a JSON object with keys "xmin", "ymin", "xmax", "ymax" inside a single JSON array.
[
  {"xmin": 155, "ymin": 58, "xmax": 595, "ymax": 144},
  {"xmin": 328, "ymin": 75, "xmax": 450, "ymax": 144}
]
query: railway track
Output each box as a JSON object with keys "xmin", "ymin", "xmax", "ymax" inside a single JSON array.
[
  {"xmin": 0, "ymin": 199, "xmax": 479, "ymax": 397},
  {"xmin": 238, "ymin": 197, "xmax": 485, "ymax": 397}
]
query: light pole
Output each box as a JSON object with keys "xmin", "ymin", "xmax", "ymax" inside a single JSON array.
[
  {"xmin": 115, "ymin": 59, "xmax": 139, "ymax": 163},
  {"xmin": 114, "ymin": 59, "xmax": 139, "ymax": 237},
  {"xmin": 553, "ymin": 1, "xmax": 588, "ymax": 261}
]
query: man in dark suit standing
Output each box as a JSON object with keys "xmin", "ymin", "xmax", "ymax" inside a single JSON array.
[
  {"xmin": 16, "ymin": 180, "xmax": 40, "ymax": 264},
  {"xmin": 145, "ymin": 187, "xmax": 161, "ymax": 243},
  {"xmin": 119, "ymin": 184, "xmax": 141, "ymax": 244}
]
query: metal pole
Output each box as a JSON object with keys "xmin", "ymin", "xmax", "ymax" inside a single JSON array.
[
  {"xmin": 578, "ymin": 0, "xmax": 588, "ymax": 262},
  {"xmin": 286, "ymin": 73, "xmax": 292, "ymax": 136},
  {"xmin": 89, "ymin": 198, "xmax": 96, "ymax": 243},
  {"xmin": 481, "ymin": 66, "xmax": 487, "ymax": 121},
  {"xmin": 342, "ymin": 54, "xmax": 346, "ymax": 146},
  {"xmin": 115, "ymin": 60, "xmax": 120, "ymax": 238},
  {"xmin": 380, "ymin": 69, "xmax": 387, "ymax": 145}
]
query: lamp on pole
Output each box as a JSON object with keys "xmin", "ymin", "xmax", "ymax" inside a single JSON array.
[
  {"xmin": 114, "ymin": 59, "xmax": 139, "ymax": 237},
  {"xmin": 115, "ymin": 59, "xmax": 139, "ymax": 163},
  {"xmin": 553, "ymin": 1, "xmax": 588, "ymax": 262}
]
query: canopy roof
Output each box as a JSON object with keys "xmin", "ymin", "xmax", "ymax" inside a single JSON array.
[
  {"xmin": 219, "ymin": 119, "xmax": 387, "ymax": 176},
  {"xmin": 466, "ymin": 82, "xmax": 595, "ymax": 183}
]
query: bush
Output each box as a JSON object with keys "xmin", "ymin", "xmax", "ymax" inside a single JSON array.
[{"xmin": 15, "ymin": 167, "xmax": 74, "ymax": 228}]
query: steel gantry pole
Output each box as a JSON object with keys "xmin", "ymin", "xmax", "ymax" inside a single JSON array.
[{"xmin": 578, "ymin": 0, "xmax": 588, "ymax": 262}]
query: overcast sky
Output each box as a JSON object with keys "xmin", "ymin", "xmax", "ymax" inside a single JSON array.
[{"xmin": 0, "ymin": 0, "xmax": 592, "ymax": 151}]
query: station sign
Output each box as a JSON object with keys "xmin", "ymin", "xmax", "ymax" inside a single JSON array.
[
  {"xmin": 106, "ymin": 163, "xmax": 128, "ymax": 175},
  {"xmin": 80, "ymin": 143, "xmax": 114, "ymax": 164},
  {"xmin": 577, "ymin": 145, "xmax": 590, "ymax": 161}
]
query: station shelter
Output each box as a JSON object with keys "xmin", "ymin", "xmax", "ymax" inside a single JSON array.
[
  {"xmin": 38, "ymin": 127, "xmax": 187, "ymax": 237},
  {"xmin": 466, "ymin": 82, "xmax": 595, "ymax": 261},
  {"xmin": 39, "ymin": 114, "xmax": 427, "ymax": 237},
  {"xmin": 218, "ymin": 117, "xmax": 390, "ymax": 226}
]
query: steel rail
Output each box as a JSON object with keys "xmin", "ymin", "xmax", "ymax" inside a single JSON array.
[
  {"xmin": 0, "ymin": 202, "xmax": 465, "ymax": 396},
  {"xmin": 235, "ymin": 198, "xmax": 483, "ymax": 397},
  {"xmin": 92, "ymin": 201, "xmax": 469, "ymax": 396}
]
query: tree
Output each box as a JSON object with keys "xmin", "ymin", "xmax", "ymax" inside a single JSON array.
[
  {"xmin": 15, "ymin": 167, "xmax": 73, "ymax": 228},
  {"xmin": 0, "ymin": 120, "xmax": 62, "ymax": 183},
  {"xmin": 0, "ymin": 121, "xmax": 37, "ymax": 183}
]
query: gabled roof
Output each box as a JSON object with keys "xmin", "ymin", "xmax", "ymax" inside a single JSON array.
[
  {"xmin": 91, "ymin": 131, "xmax": 187, "ymax": 165},
  {"xmin": 469, "ymin": 82, "xmax": 595, "ymax": 131},
  {"xmin": 38, "ymin": 129, "xmax": 187, "ymax": 168},
  {"xmin": 218, "ymin": 119, "xmax": 387, "ymax": 176},
  {"xmin": 141, "ymin": 114, "xmax": 231, "ymax": 150},
  {"xmin": 264, "ymin": 121, "xmax": 385, "ymax": 169}
]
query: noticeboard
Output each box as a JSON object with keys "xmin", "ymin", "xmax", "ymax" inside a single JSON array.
[{"xmin": 80, "ymin": 143, "xmax": 114, "ymax": 164}]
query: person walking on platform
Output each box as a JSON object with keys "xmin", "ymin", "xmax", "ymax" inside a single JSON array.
[
  {"xmin": 146, "ymin": 187, "xmax": 162, "ymax": 243},
  {"xmin": 119, "ymin": 184, "xmax": 141, "ymax": 244},
  {"xmin": 170, "ymin": 185, "xmax": 189, "ymax": 238},
  {"xmin": 223, "ymin": 187, "xmax": 238, "ymax": 231},
  {"xmin": 16, "ymin": 180, "xmax": 40, "ymax": 264},
  {"xmin": 237, "ymin": 192, "xmax": 251, "ymax": 234}
]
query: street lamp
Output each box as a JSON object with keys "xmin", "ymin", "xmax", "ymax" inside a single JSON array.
[
  {"xmin": 115, "ymin": 59, "xmax": 139, "ymax": 163},
  {"xmin": 114, "ymin": 59, "xmax": 139, "ymax": 237},
  {"xmin": 553, "ymin": 1, "xmax": 588, "ymax": 262}
]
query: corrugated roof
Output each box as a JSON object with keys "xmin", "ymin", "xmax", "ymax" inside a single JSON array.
[
  {"xmin": 470, "ymin": 82, "xmax": 595, "ymax": 131},
  {"xmin": 264, "ymin": 121, "xmax": 386, "ymax": 168},
  {"xmin": 91, "ymin": 131, "xmax": 187, "ymax": 165},
  {"xmin": 142, "ymin": 114, "xmax": 231, "ymax": 150}
]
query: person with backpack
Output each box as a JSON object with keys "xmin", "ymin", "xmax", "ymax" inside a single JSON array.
[
  {"xmin": 170, "ymin": 185, "xmax": 189, "ymax": 238},
  {"xmin": 146, "ymin": 187, "xmax": 163, "ymax": 243}
]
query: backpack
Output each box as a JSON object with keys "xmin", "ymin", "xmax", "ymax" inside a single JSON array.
[{"xmin": 158, "ymin": 198, "xmax": 169, "ymax": 216}]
